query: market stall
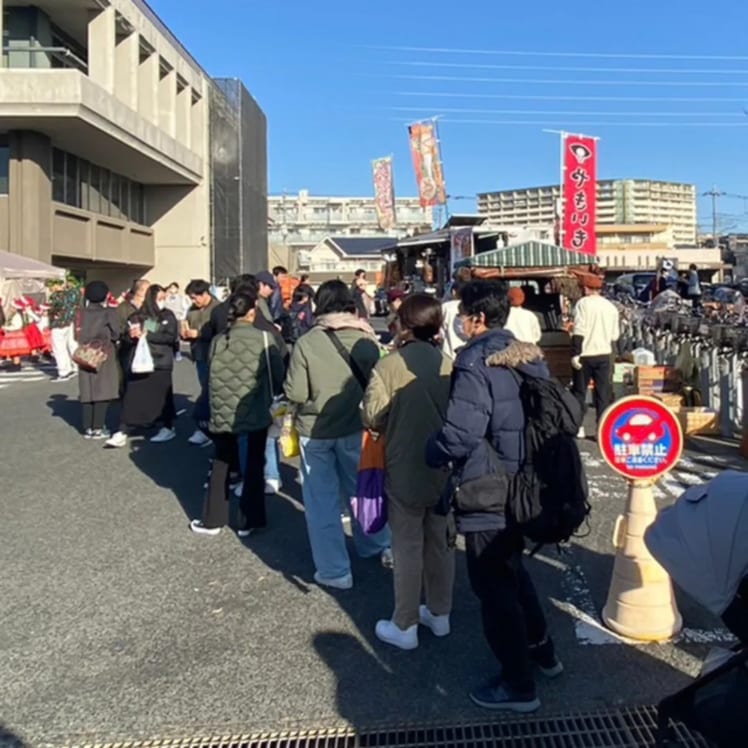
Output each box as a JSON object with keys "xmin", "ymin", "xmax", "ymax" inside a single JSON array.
[
  {"xmin": 0, "ymin": 251, "xmax": 65, "ymax": 362},
  {"xmin": 455, "ymin": 241, "xmax": 599, "ymax": 381}
]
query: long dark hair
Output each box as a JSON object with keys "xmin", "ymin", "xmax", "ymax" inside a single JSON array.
[
  {"xmin": 225, "ymin": 289, "xmax": 257, "ymax": 345},
  {"xmin": 315, "ymin": 280, "xmax": 355, "ymax": 316},
  {"xmin": 142, "ymin": 284, "xmax": 164, "ymax": 319}
]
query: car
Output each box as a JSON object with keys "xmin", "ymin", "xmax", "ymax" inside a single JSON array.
[
  {"xmin": 616, "ymin": 412, "xmax": 667, "ymax": 443},
  {"xmin": 614, "ymin": 273, "xmax": 657, "ymax": 300}
]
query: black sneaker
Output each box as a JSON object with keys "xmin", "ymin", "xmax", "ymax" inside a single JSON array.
[
  {"xmin": 469, "ymin": 680, "xmax": 540, "ymax": 713},
  {"xmin": 529, "ymin": 637, "xmax": 564, "ymax": 678}
]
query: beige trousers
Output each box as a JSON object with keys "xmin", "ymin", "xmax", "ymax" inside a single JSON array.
[{"xmin": 389, "ymin": 495, "xmax": 455, "ymax": 630}]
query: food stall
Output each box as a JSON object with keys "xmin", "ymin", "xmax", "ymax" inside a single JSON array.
[
  {"xmin": 454, "ymin": 241, "xmax": 600, "ymax": 382},
  {"xmin": 0, "ymin": 251, "xmax": 65, "ymax": 361}
]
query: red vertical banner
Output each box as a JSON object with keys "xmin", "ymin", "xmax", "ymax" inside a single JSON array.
[
  {"xmin": 562, "ymin": 135, "xmax": 597, "ymax": 256},
  {"xmin": 372, "ymin": 156, "xmax": 396, "ymax": 230}
]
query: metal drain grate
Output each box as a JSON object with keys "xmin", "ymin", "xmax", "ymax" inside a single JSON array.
[{"xmin": 60, "ymin": 707, "xmax": 707, "ymax": 748}]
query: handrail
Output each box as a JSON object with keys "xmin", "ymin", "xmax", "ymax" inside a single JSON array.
[{"xmin": 2, "ymin": 45, "xmax": 87, "ymax": 71}]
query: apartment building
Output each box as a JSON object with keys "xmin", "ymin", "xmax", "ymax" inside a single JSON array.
[
  {"xmin": 478, "ymin": 179, "xmax": 697, "ymax": 247},
  {"xmin": 0, "ymin": 0, "xmax": 267, "ymax": 291},
  {"xmin": 268, "ymin": 190, "xmax": 433, "ymax": 250}
]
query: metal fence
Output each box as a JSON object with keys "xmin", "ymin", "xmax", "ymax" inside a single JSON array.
[{"xmin": 209, "ymin": 79, "xmax": 268, "ymax": 284}]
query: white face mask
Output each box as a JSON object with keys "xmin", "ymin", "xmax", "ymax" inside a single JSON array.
[{"xmin": 157, "ymin": 300, "xmax": 166, "ymax": 311}]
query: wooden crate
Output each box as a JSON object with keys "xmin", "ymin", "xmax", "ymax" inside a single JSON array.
[
  {"xmin": 635, "ymin": 365, "xmax": 679, "ymax": 395},
  {"xmin": 655, "ymin": 393, "xmax": 684, "ymax": 410},
  {"xmin": 677, "ymin": 407, "xmax": 719, "ymax": 436}
]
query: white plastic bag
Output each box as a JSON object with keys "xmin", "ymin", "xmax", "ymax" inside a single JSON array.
[{"xmin": 131, "ymin": 334, "xmax": 155, "ymax": 374}]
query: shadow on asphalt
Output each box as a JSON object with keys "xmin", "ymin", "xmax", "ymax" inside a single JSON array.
[{"xmin": 0, "ymin": 722, "xmax": 29, "ymax": 747}]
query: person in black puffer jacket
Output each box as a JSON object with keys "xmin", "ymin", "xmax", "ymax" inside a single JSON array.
[
  {"xmin": 106, "ymin": 284, "xmax": 179, "ymax": 449},
  {"xmin": 426, "ymin": 280, "xmax": 562, "ymax": 715}
]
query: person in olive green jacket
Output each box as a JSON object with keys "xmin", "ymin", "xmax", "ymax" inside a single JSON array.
[
  {"xmin": 284, "ymin": 280, "xmax": 392, "ymax": 591},
  {"xmin": 363, "ymin": 294, "xmax": 455, "ymax": 651},
  {"xmin": 191, "ymin": 289, "xmax": 284, "ymax": 538}
]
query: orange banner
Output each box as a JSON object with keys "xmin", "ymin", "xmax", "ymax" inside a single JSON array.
[{"xmin": 408, "ymin": 122, "xmax": 447, "ymax": 208}]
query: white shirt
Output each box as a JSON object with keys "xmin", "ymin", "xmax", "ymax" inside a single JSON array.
[
  {"xmin": 573, "ymin": 294, "xmax": 620, "ymax": 358},
  {"xmin": 441, "ymin": 299, "xmax": 467, "ymax": 360},
  {"xmin": 504, "ymin": 306, "xmax": 542, "ymax": 344}
]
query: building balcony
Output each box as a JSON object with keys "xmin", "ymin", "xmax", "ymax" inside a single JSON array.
[{"xmin": 0, "ymin": 69, "xmax": 203, "ymax": 183}]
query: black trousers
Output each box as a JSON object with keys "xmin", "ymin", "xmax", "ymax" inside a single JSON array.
[
  {"xmin": 202, "ymin": 429, "xmax": 268, "ymax": 531},
  {"xmin": 81, "ymin": 401, "xmax": 109, "ymax": 431},
  {"xmin": 465, "ymin": 529, "xmax": 548, "ymax": 694},
  {"xmin": 573, "ymin": 354, "xmax": 613, "ymax": 423}
]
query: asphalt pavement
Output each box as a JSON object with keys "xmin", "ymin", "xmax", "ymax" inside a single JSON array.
[{"xmin": 0, "ymin": 358, "xmax": 744, "ymax": 747}]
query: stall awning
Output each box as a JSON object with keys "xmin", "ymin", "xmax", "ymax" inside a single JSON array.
[
  {"xmin": 456, "ymin": 241, "xmax": 596, "ymax": 269},
  {"xmin": 0, "ymin": 250, "xmax": 65, "ymax": 280}
]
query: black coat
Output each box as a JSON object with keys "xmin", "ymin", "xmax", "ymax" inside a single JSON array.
[
  {"xmin": 78, "ymin": 305, "xmax": 120, "ymax": 403},
  {"xmin": 122, "ymin": 309, "xmax": 179, "ymax": 372}
]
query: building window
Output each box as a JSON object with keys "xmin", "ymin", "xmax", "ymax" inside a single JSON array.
[
  {"xmin": 50, "ymin": 147, "xmax": 146, "ymax": 224},
  {"xmin": 0, "ymin": 137, "xmax": 8, "ymax": 194},
  {"xmin": 52, "ymin": 149, "xmax": 65, "ymax": 202}
]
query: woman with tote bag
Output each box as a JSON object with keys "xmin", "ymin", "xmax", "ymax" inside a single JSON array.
[{"xmin": 106, "ymin": 285, "xmax": 179, "ymax": 448}]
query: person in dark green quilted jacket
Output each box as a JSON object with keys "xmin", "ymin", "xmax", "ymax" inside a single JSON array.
[{"xmin": 191, "ymin": 289, "xmax": 285, "ymax": 538}]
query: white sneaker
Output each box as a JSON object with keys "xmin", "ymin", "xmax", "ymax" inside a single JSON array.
[
  {"xmin": 314, "ymin": 571, "xmax": 353, "ymax": 590},
  {"xmin": 188, "ymin": 429, "xmax": 212, "ymax": 447},
  {"xmin": 150, "ymin": 427, "xmax": 176, "ymax": 443},
  {"xmin": 190, "ymin": 520, "xmax": 221, "ymax": 536},
  {"xmin": 375, "ymin": 620, "xmax": 418, "ymax": 650},
  {"xmin": 264, "ymin": 479, "xmax": 280, "ymax": 495},
  {"xmin": 419, "ymin": 605, "xmax": 451, "ymax": 637},
  {"xmin": 237, "ymin": 528, "xmax": 254, "ymax": 539},
  {"xmin": 381, "ymin": 547, "xmax": 395, "ymax": 569},
  {"xmin": 105, "ymin": 431, "xmax": 127, "ymax": 448},
  {"xmin": 577, "ymin": 426, "xmax": 586, "ymax": 439},
  {"xmin": 234, "ymin": 481, "xmax": 244, "ymax": 498}
]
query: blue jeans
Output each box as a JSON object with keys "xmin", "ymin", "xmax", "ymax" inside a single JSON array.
[
  {"xmin": 194, "ymin": 360, "xmax": 210, "ymax": 425},
  {"xmin": 300, "ymin": 432, "xmax": 391, "ymax": 580},
  {"xmin": 239, "ymin": 435, "xmax": 280, "ymax": 484}
]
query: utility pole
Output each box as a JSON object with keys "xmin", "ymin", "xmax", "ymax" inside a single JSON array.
[{"xmin": 703, "ymin": 185, "xmax": 726, "ymax": 249}]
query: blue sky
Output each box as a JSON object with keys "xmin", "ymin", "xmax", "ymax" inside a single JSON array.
[{"xmin": 152, "ymin": 0, "xmax": 748, "ymax": 231}]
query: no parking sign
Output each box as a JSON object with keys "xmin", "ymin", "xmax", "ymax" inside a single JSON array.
[{"xmin": 598, "ymin": 396, "xmax": 684, "ymax": 481}]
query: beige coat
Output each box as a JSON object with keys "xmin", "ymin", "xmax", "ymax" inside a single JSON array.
[{"xmin": 362, "ymin": 340, "xmax": 453, "ymax": 506}]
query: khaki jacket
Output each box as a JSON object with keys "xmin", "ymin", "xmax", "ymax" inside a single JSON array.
[{"xmin": 363, "ymin": 340, "xmax": 453, "ymax": 506}]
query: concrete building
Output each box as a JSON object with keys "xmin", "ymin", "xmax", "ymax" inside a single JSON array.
[
  {"xmin": 477, "ymin": 179, "xmax": 697, "ymax": 247},
  {"xmin": 0, "ymin": 0, "xmax": 266, "ymax": 292},
  {"xmin": 268, "ymin": 190, "xmax": 433, "ymax": 253}
]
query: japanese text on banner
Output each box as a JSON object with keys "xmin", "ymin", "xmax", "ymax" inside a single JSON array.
[
  {"xmin": 372, "ymin": 157, "xmax": 396, "ymax": 231},
  {"xmin": 562, "ymin": 135, "xmax": 597, "ymax": 256},
  {"xmin": 408, "ymin": 122, "xmax": 447, "ymax": 208}
]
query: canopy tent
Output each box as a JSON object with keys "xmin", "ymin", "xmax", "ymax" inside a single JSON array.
[
  {"xmin": 455, "ymin": 241, "xmax": 596, "ymax": 278},
  {"xmin": 0, "ymin": 251, "xmax": 65, "ymax": 281}
]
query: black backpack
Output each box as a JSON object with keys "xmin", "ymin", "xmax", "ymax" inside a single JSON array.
[{"xmin": 508, "ymin": 371, "xmax": 590, "ymax": 550}]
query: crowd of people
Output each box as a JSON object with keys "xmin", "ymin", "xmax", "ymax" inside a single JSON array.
[{"xmin": 9, "ymin": 262, "xmax": 622, "ymax": 715}]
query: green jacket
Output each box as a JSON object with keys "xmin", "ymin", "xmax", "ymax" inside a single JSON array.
[
  {"xmin": 284, "ymin": 323, "xmax": 381, "ymax": 439},
  {"xmin": 362, "ymin": 341, "xmax": 453, "ymax": 506},
  {"xmin": 187, "ymin": 297, "xmax": 219, "ymax": 362},
  {"xmin": 209, "ymin": 321, "xmax": 285, "ymax": 434}
]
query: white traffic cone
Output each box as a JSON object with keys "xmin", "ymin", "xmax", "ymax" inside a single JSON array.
[{"xmin": 602, "ymin": 480, "xmax": 683, "ymax": 642}]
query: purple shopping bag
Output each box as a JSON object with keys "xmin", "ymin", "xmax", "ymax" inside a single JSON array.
[{"xmin": 352, "ymin": 431, "xmax": 388, "ymax": 535}]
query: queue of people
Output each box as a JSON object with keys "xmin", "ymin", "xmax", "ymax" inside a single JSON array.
[{"xmin": 45, "ymin": 266, "xmax": 611, "ymax": 716}]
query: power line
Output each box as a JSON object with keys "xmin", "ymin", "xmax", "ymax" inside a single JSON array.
[
  {"xmin": 387, "ymin": 106, "xmax": 745, "ymax": 118},
  {"xmin": 390, "ymin": 73, "xmax": 748, "ymax": 87},
  {"xmin": 381, "ymin": 60, "xmax": 748, "ymax": 76},
  {"xmin": 388, "ymin": 117, "xmax": 748, "ymax": 128},
  {"xmin": 361, "ymin": 45, "xmax": 748, "ymax": 62},
  {"xmin": 390, "ymin": 90, "xmax": 748, "ymax": 103}
]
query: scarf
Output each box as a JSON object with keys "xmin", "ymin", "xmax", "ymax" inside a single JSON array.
[{"xmin": 314, "ymin": 312, "xmax": 376, "ymax": 337}]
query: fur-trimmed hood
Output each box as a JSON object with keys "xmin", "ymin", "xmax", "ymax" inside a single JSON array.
[
  {"xmin": 456, "ymin": 328, "xmax": 548, "ymax": 379},
  {"xmin": 486, "ymin": 340, "xmax": 544, "ymax": 369}
]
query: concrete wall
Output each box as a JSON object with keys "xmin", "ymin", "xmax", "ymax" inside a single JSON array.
[
  {"xmin": 146, "ymin": 183, "xmax": 210, "ymax": 287},
  {"xmin": 0, "ymin": 197, "xmax": 8, "ymax": 251}
]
